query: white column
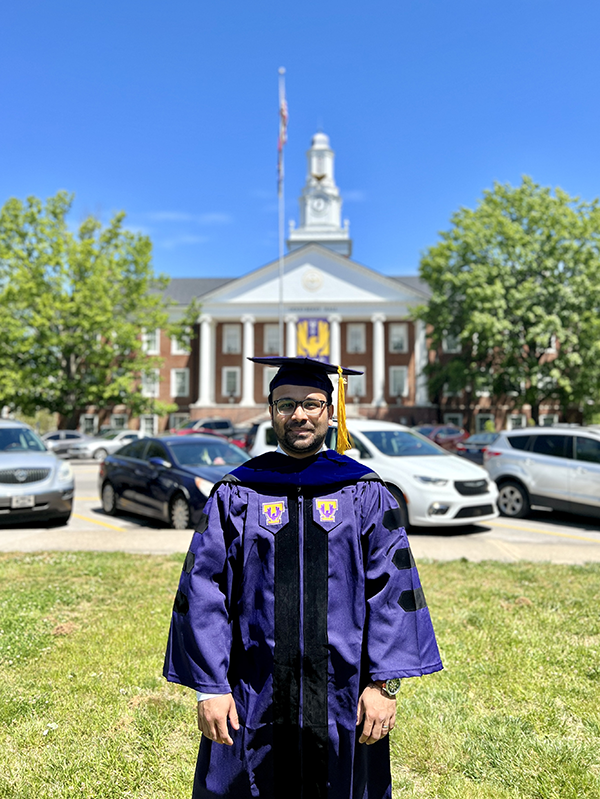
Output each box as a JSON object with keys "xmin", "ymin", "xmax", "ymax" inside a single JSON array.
[
  {"xmin": 240, "ymin": 315, "xmax": 256, "ymax": 406},
  {"xmin": 196, "ymin": 315, "xmax": 214, "ymax": 407},
  {"xmin": 328, "ymin": 314, "xmax": 342, "ymax": 365},
  {"xmin": 371, "ymin": 313, "xmax": 387, "ymax": 407},
  {"xmin": 285, "ymin": 315, "xmax": 298, "ymax": 357},
  {"xmin": 414, "ymin": 319, "xmax": 430, "ymax": 405}
]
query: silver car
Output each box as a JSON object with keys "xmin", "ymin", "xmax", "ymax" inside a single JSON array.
[
  {"xmin": 66, "ymin": 430, "xmax": 144, "ymax": 461},
  {"xmin": 0, "ymin": 421, "xmax": 75, "ymax": 525},
  {"xmin": 484, "ymin": 426, "xmax": 600, "ymax": 519}
]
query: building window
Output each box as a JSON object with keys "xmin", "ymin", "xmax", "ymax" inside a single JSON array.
[
  {"xmin": 389, "ymin": 323, "xmax": 408, "ymax": 353},
  {"xmin": 110, "ymin": 414, "xmax": 128, "ymax": 430},
  {"xmin": 141, "ymin": 369, "xmax": 160, "ymax": 398},
  {"xmin": 508, "ymin": 413, "xmax": 527, "ymax": 430},
  {"xmin": 81, "ymin": 414, "xmax": 98, "ymax": 435},
  {"xmin": 389, "ymin": 366, "xmax": 409, "ymax": 398},
  {"xmin": 346, "ymin": 323, "xmax": 366, "ymax": 354},
  {"xmin": 442, "ymin": 333, "xmax": 461, "ymax": 353},
  {"xmin": 171, "ymin": 368, "xmax": 190, "ymax": 398},
  {"xmin": 142, "ymin": 328, "xmax": 160, "ymax": 355},
  {"xmin": 263, "ymin": 324, "xmax": 280, "ymax": 355},
  {"xmin": 222, "ymin": 324, "xmax": 242, "ymax": 354},
  {"xmin": 475, "ymin": 413, "xmax": 495, "ymax": 433},
  {"xmin": 171, "ymin": 334, "xmax": 191, "ymax": 355},
  {"xmin": 263, "ymin": 366, "xmax": 279, "ymax": 397},
  {"xmin": 540, "ymin": 413, "xmax": 559, "ymax": 427},
  {"xmin": 170, "ymin": 412, "xmax": 190, "ymax": 430},
  {"xmin": 140, "ymin": 415, "xmax": 158, "ymax": 436},
  {"xmin": 444, "ymin": 413, "xmax": 464, "ymax": 427},
  {"xmin": 222, "ymin": 367, "xmax": 241, "ymax": 398},
  {"xmin": 347, "ymin": 367, "xmax": 366, "ymax": 398}
]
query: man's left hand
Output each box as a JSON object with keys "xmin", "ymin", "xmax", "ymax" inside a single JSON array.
[{"xmin": 356, "ymin": 683, "xmax": 397, "ymax": 745}]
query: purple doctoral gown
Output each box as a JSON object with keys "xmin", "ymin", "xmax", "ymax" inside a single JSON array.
[{"xmin": 164, "ymin": 450, "xmax": 442, "ymax": 799}]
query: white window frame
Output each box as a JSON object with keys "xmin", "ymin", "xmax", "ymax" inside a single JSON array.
[
  {"xmin": 346, "ymin": 323, "xmax": 366, "ymax": 354},
  {"xmin": 540, "ymin": 413, "xmax": 559, "ymax": 427},
  {"xmin": 507, "ymin": 413, "xmax": 527, "ymax": 430},
  {"xmin": 81, "ymin": 414, "xmax": 98, "ymax": 435},
  {"xmin": 388, "ymin": 323, "xmax": 408, "ymax": 354},
  {"xmin": 347, "ymin": 367, "xmax": 367, "ymax": 398},
  {"xmin": 222, "ymin": 324, "xmax": 242, "ymax": 354},
  {"xmin": 139, "ymin": 414, "xmax": 158, "ymax": 436},
  {"xmin": 444, "ymin": 412, "xmax": 464, "ymax": 427},
  {"xmin": 442, "ymin": 333, "xmax": 461, "ymax": 354},
  {"xmin": 475, "ymin": 413, "xmax": 495, "ymax": 433},
  {"xmin": 110, "ymin": 413, "xmax": 128, "ymax": 430},
  {"xmin": 142, "ymin": 328, "xmax": 160, "ymax": 355},
  {"xmin": 141, "ymin": 369, "xmax": 160, "ymax": 398},
  {"xmin": 171, "ymin": 334, "xmax": 191, "ymax": 355},
  {"xmin": 222, "ymin": 366, "xmax": 241, "ymax": 398},
  {"xmin": 389, "ymin": 366, "xmax": 409, "ymax": 398},
  {"xmin": 263, "ymin": 366, "xmax": 279, "ymax": 398},
  {"xmin": 170, "ymin": 368, "xmax": 190, "ymax": 398},
  {"xmin": 263, "ymin": 324, "xmax": 280, "ymax": 355}
]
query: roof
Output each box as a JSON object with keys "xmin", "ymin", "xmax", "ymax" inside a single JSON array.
[
  {"xmin": 163, "ymin": 278, "xmax": 234, "ymax": 303},
  {"xmin": 388, "ymin": 275, "xmax": 432, "ymax": 298}
]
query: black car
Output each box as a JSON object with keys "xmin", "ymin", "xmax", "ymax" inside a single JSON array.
[
  {"xmin": 455, "ymin": 432, "xmax": 499, "ymax": 464},
  {"xmin": 98, "ymin": 435, "xmax": 248, "ymax": 529}
]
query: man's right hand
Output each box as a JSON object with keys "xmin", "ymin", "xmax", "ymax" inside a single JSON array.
[{"xmin": 197, "ymin": 693, "xmax": 239, "ymax": 746}]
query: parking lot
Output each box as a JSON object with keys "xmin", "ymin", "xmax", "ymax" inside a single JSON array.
[{"xmin": 0, "ymin": 462, "xmax": 599, "ymax": 564}]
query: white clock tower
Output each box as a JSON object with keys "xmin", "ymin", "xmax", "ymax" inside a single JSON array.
[{"xmin": 287, "ymin": 132, "xmax": 352, "ymax": 257}]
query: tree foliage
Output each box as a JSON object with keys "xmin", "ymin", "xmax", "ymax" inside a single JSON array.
[
  {"xmin": 0, "ymin": 191, "xmax": 196, "ymax": 426},
  {"xmin": 417, "ymin": 177, "xmax": 600, "ymax": 422}
]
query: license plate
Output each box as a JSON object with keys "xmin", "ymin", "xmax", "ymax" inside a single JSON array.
[{"xmin": 11, "ymin": 495, "xmax": 35, "ymax": 508}]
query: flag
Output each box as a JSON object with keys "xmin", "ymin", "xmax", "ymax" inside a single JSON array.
[{"xmin": 277, "ymin": 69, "xmax": 288, "ymax": 197}]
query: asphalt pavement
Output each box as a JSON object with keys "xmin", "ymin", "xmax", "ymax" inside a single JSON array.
[{"xmin": 1, "ymin": 462, "xmax": 599, "ymax": 564}]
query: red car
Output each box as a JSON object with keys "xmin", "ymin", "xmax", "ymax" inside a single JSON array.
[{"xmin": 412, "ymin": 424, "xmax": 470, "ymax": 451}]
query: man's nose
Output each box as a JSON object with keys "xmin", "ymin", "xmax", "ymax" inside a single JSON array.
[{"xmin": 290, "ymin": 403, "xmax": 309, "ymax": 420}]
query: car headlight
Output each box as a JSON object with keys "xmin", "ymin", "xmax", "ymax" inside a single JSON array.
[
  {"xmin": 195, "ymin": 477, "xmax": 215, "ymax": 496},
  {"xmin": 58, "ymin": 461, "xmax": 73, "ymax": 482},
  {"xmin": 413, "ymin": 475, "xmax": 448, "ymax": 486}
]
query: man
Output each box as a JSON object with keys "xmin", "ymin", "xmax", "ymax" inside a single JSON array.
[{"xmin": 164, "ymin": 357, "xmax": 442, "ymax": 799}]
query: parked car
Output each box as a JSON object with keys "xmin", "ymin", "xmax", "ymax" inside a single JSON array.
[
  {"xmin": 0, "ymin": 421, "xmax": 74, "ymax": 525},
  {"xmin": 455, "ymin": 432, "xmax": 500, "ymax": 465},
  {"xmin": 171, "ymin": 417, "xmax": 235, "ymax": 437},
  {"xmin": 66, "ymin": 429, "xmax": 144, "ymax": 460},
  {"xmin": 248, "ymin": 418, "xmax": 498, "ymax": 528},
  {"xmin": 484, "ymin": 427, "xmax": 600, "ymax": 519},
  {"xmin": 98, "ymin": 435, "xmax": 249, "ymax": 529},
  {"xmin": 42, "ymin": 430, "xmax": 89, "ymax": 457},
  {"xmin": 412, "ymin": 424, "xmax": 470, "ymax": 452}
]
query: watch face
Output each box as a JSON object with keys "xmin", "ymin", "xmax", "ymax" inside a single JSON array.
[
  {"xmin": 384, "ymin": 678, "xmax": 402, "ymax": 696},
  {"xmin": 310, "ymin": 196, "xmax": 328, "ymax": 215}
]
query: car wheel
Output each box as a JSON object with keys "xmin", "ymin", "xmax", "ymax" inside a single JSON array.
[
  {"xmin": 497, "ymin": 481, "xmax": 530, "ymax": 518},
  {"xmin": 102, "ymin": 482, "xmax": 118, "ymax": 516},
  {"xmin": 94, "ymin": 448, "xmax": 108, "ymax": 461},
  {"xmin": 387, "ymin": 485, "xmax": 410, "ymax": 531},
  {"xmin": 170, "ymin": 494, "xmax": 191, "ymax": 530}
]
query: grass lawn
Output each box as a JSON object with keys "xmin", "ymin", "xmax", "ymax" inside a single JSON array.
[{"xmin": 0, "ymin": 552, "xmax": 598, "ymax": 798}]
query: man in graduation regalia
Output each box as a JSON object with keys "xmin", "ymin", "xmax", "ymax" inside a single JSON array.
[{"xmin": 164, "ymin": 357, "xmax": 443, "ymax": 799}]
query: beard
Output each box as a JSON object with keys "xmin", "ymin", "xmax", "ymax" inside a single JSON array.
[{"xmin": 276, "ymin": 421, "xmax": 328, "ymax": 456}]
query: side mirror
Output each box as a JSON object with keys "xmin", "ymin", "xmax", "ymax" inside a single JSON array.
[
  {"xmin": 149, "ymin": 456, "xmax": 171, "ymax": 468},
  {"xmin": 345, "ymin": 447, "xmax": 361, "ymax": 460}
]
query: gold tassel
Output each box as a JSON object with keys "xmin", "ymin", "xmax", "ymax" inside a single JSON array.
[{"xmin": 336, "ymin": 365, "xmax": 352, "ymax": 454}]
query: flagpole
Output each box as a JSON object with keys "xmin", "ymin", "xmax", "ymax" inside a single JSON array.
[{"xmin": 278, "ymin": 67, "xmax": 286, "ymax": 357}]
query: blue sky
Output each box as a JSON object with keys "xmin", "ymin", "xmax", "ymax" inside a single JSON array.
[{"xmin": 2, "ymin": 1, "xmax": 600, "ymax": 279}]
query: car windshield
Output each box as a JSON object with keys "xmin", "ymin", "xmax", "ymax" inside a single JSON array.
[
  {"xmin": 100, "ymin": 432, "xmax": 120, "ymax": 440},
  {"xmin": 170, "ymin": 440, "xmax": 248, "ymax": 467},
  {"xmin": 0, "ymin": 428, "xmax": 46, "ymax": 452},
  {"xmin": 362, "ymin": 430, "xmax": 446, "ymax": 457},
  {"xmin": 414, "ymin": 425, "xmax": 434, "ymax": 435},
  {"xmin": 178, "ymin": 420, "xmax": 197, "ymax": 430}
]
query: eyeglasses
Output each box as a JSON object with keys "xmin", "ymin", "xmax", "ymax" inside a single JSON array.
[{"xmin": 271, "ymin": 398, "xmax": 329, "ymax": 416}]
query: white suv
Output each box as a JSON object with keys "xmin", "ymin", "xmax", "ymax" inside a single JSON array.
[{"xmin": 484, "ymin": 427, "xmax": 600, "ymax": 519}]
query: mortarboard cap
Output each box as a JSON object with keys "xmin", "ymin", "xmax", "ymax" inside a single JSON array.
[{"xmin": 248, "ymin": 357, "xmax": 363, "ymax": 454}]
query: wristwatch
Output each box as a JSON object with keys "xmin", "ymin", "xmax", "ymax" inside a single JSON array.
[{"xmin": 375, "ymin": 678, "xmax": 402, "ymax": 697}]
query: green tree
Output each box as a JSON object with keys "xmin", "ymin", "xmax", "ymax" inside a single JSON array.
[
  {"xmin": 417, "ymin": 176, "xmax": 600, "ymax": 424},
  {"xmin": 0, "ymin": 191, "xmax": 197, "ymax": 427}
]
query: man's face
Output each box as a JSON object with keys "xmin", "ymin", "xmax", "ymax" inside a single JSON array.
[{"xmin": 270, "ymin": 383, "xmax": 333, "ymax": 458}]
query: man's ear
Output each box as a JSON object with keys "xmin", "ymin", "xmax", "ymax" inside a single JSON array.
[{"xmin": 328, "ymin": 404, "xmax": 334, "ymax": 420}]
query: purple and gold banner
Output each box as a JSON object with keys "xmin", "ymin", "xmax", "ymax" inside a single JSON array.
[{"xmin": 296, "ymin": 318, "xmax": 330, "ymax": 363}]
